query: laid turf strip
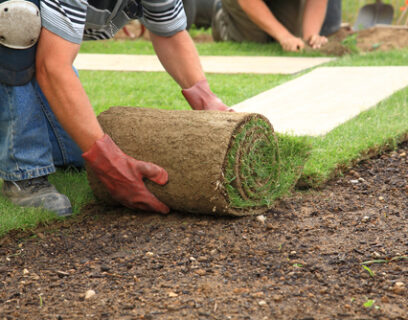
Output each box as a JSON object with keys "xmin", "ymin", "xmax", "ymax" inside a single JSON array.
[{"xmin": 87, "ymin": 107, "xmax": 281, "ymax": 216}]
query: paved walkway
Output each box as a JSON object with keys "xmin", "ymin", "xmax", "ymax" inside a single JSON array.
[
  {"xmin": 75, "ymin": 54, "xmax": 408, "ymax": 136},
  {"xmin": 74, "ymin": 54, "xmax": 334, "ymax": 75},
  {"xmin": 233, "ymin": 67, "xmax": 408, "ymax": 136}
]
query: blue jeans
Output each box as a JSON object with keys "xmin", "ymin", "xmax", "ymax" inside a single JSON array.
[{"xmin": 0, "ymin": 79, "xmax": 84, "ymax": 181}]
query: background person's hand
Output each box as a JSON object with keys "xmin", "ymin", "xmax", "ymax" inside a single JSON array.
[
  {"xmin": 83, "ymin": 135, "xmax": 170, "ymax": 214},
  {"xmin": 278, "ymin": 35, "xmax": 305, "ymax": 52},
  {"xmin": 306, "ymin": 34, "xmax": 328, "ymax": 49}
]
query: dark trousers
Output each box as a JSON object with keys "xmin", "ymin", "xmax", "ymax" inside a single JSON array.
[{"xmin": 219, "ymin": 0, "xmax": 342, "ymax": 43}]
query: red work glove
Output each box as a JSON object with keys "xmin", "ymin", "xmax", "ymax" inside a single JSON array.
[
  {"xmin": 182, "ymin": 79, "xmax": 234, "ymax": 111},
  {"xmin": 82, "ymin": 134, "xmax": 170, "ymax": 214}
]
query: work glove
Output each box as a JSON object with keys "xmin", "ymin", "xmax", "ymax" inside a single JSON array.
[
  {"xmin": 182, "ymin": 79, "xmax": 233, "ymax": 111},
  {"xmin": 82, "ymin": 134, "xmax": 170, "ymax": 214}
]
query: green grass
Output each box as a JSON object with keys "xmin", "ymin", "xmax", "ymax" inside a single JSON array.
[
  {"xmin": 80, "ymin": 39, "xmax": 328, "ymax": 57},
  {"xmin": 2, "ymin": 2, "xmax": 408, "ymax": 236},
  {"xmin": 300, "ymin": 87, "xmax": 408, "ymax": 187},
  {"xmin": 80, "ymin": 71, "xmax": 293, "ymax": 114}
]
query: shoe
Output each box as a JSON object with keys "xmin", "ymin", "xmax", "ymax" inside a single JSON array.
[
  {"xmin": 211, "ymin": 0, "xmax": 230, "ymax": 42},
  {"xmin": 2, "ymin": 176, "xmax": 73, "ymax": 217}
]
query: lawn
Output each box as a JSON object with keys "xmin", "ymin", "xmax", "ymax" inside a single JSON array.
[{"xmin": 1, "ymin": 1, "xmax": 408, "ymax": 236}]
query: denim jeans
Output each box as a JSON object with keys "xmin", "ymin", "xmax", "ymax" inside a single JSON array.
[{"xmin": 0, "ymin": 79, "xmax": 84, "ymax": 181}]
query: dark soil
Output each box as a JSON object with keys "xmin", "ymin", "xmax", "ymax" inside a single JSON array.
[
  {"xmin": 316, "ymin": 25, "xmax": 408, "ymax": 56},
  {"xmin": 1, "ymin": 137, "xmax": 408, "ymax": 319}
]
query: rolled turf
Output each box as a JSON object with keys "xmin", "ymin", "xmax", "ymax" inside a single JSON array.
[{"xmin": 87, "ymin": 107, "xmax": 280, "ymax": 216}]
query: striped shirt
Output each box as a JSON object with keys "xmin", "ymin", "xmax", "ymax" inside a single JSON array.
[{"xmin": 40, "ymin": 0, "xmax": 187, "ymax": 44}]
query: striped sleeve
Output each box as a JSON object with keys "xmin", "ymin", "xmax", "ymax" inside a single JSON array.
[
  {"xmin": 139, "ymin": 0, "xmax": 187, "ymax": 37},
  {"xmin": 40, "ymin": 0, "xmax": 88, "ymax": 44}
]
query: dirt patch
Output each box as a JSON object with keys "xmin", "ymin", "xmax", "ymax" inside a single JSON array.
[
  {"xmin": 1, "ymin": 138, "xmax": 408, "ymax": 318},
  {"xmin": 316, "ymin": 25, "xmax": 408, "ymax": 56}
]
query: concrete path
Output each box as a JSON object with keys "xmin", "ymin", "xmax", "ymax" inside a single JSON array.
[
  {"xmin": 233, "ymin": 67, "xmax": 408, "ymax": 136},
  {"xmin": 74, "ymin": 54, "xmax": 334, "ymax": 75}
]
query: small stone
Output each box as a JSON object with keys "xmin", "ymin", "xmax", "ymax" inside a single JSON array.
[
  {"xmin": 36, "ymin": 233, "xmax": 45, "ymax": 240},
  {"xmin": 350, "ymin": 179, "xmax": 359, "ymax": 184},
  {"xmin": 233, "ymin": 288, "xmax": 250, "ymax": 294},
  {"xmin": 349, "ymin": 170, "xmax": 360, "ymax": 178},
  {"xmin": 400, "ymin": 152, "xmax": 406, "ymax": 157},
  {"xmin": 378, "ymin": 196, "xmax": 384, "ymax": 201},
  {"xmin": 362, "ymin": 216, "xmax": 370, "ymax": 223},
  {"xmin": 358, "ymin": 177, "xmax": 366, "ymax": 183},
  {"xmin": 56, "ymin": 270, "xmax": 70, "ymax": 277},
  {"xmin": 31, "ymin": 273, "xmax": 40, "ymax": 280},
  {"xmin": 146, "ymin": 252, "xmax": 154, "ymax": 257},
  {"xmin": 23, "ymin": 268, "xmax": 29, "ymax": 275},
  {"xmin": 84, "ymin": 289, "xmax": 96, "ymax": 300},
  {"xmin": 258, "ymin": 300, "xmax": 267, "ymax": 306},
  {"xmin": 197, "ymin": 256, "xmax": 208, "ymax": 262},
  {"xmin": 189, "ymin": 257, "xmax": 196, "ymax": 262},
  {"xmin": 168, "ymin": 292, "xmax": 178, "ymax": 298},
  {"xmin": 252, "ymin": 292, "xmax": 264, "ymax": 298},
  {"xmin": 392, "ymin": 282, "xmax": 405, "ymax": 295},
  {"xmin": 256, "ymin": 215, "xmax": 266, "ymax": 224},
  {"xmin": 195, "ymin": 269, "xmax": 206, "ymax": 276},
  {"xmin": 272, "ymin": 294, "xmax": 283, "ymax": 302},
  {"xmin": 209, "ymin": 249, "xmax": 218, "ymax": 255}
]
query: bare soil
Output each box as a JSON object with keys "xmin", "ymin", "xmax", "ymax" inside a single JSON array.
[
  {"xmin": 317, "ymin": 25, "xmax": 408, "ymax": 56},
  {"xmin": 1, "ymin": 136, "xmax": 408, "ymax": 319}
]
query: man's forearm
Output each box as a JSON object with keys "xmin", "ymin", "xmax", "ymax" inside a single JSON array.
[
  {"xmin": 150, "ymin": 30, "xmax": 205, "ymax": 89},
  {"xmin": 302, "ymin": 0, "xmax": 328, "ymax": 40},
  {"xmin": 36, "ymin": 28, "xmax": 104, "ymax": 152}
]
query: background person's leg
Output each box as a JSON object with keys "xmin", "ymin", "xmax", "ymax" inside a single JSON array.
[
  {"xmin": 213, "ymin": 0, "xmax": 270, "ymax": 43},
  {"xmin": 320, "ymin": 0, "xmax": 342, "ymax": 36},
  {"xmin": 266, "ymin": 0, "xmax": 304, "ymax": 38}
]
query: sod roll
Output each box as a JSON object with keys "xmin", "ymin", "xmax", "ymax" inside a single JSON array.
[{"xmin": 87, "ymin": 107, "xmax": 280, "ymax": 216}]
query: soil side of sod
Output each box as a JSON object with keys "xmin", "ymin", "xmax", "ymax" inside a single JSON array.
[{"xmin": 1, "ymin": 141, "xmax": 408, "ymax": 319}]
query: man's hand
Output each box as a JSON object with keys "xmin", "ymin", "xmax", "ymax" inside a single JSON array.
[
  {"xmin": 182, "ymin": 79, "xmax": 232, "ymax": 111},
  {"xmin": 83, "ymin": 135, "xmax": 170, "ymax": 214},
  {"xmin": 278, "ymin": 34, "xmax": 305, "ymax": 52},
  {"xmin": 305, "ymin": 34, "xmax": 328, "ymax": 49}
]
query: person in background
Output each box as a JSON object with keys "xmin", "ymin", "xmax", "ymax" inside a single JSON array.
[{"xmin": 211, "ymin": 0, "xmax": 342, "ymax": 51}]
